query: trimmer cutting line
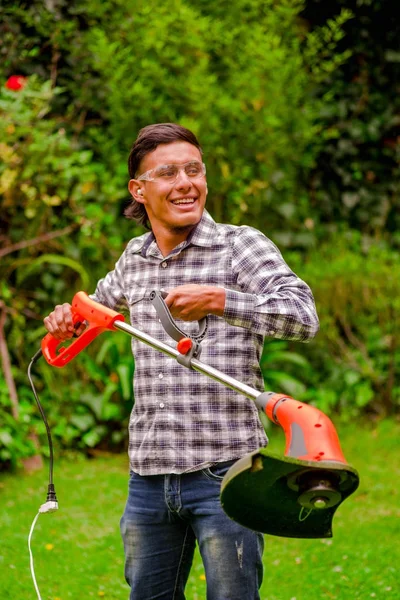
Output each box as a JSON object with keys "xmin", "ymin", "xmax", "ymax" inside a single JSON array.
[{"xmin": 35, "ymin": 290, "xmax": 359, "ymax": 540}]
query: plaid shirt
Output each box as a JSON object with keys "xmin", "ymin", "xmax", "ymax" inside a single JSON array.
[{"xmin": 91, "ymin": 210, "xmax": 319, "ymax": 475}]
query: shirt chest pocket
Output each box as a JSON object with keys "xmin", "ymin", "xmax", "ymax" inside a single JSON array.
[
  {"xmin": 126, "ymin": 288, "xmax": 151, "ymax": 324},
  {"xmin": 126, "ymin": 288, "xmax": 148, "ymax": 305},
  {"xmin": 126, "ymin": 288, "xmax": 171, "ymax": 342}
]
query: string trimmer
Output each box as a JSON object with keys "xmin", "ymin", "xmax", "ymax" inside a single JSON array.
[{"xmin": 37, "ymin": 290, "xmax": 359, "ymax": 539}]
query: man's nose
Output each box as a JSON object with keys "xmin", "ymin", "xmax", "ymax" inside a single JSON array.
[{"xmin": 175, "ymin": 168, "xmax": 192, "ymax": 187}]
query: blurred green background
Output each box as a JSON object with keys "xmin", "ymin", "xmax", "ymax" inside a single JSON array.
[{"xmin": 1, "ymin": 0, "xmax": 399, "ymax": 469}]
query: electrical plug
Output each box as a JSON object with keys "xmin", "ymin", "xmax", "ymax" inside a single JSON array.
[
  {"xmin": 39, "ymin": 486, "xmax": 59, "ymax": 513},
  {"xmin": 39, "ymin": 501, "xmax": 58, "ymax": 514}
]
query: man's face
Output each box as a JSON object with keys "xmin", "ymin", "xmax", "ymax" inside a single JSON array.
[{"xmin": 130, "ymin": 141, "xmax": 207, "ymax": 236}]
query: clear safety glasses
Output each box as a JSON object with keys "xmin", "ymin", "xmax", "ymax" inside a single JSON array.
[{"xmin": 137, "ymin": 161, "xmax": 206, "ymax": 184}]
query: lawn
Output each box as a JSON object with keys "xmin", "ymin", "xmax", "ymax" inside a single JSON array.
[{"xmin": 0, "ymin": 419, "xmax": 399, "ymax": 600}]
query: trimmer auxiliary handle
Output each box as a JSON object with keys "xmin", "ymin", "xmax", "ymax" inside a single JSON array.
[
  {"xmin": 149, "ymin": 290, "xmax": 207, "ymax": 365},
  {"xmin": 149, "ymin": 290, "xmax": 208, "ymax": 343},
  {"xmin": 41, "ymin": 292, "xmax": 125, "ymax": 367},
  {"xmin": 41, "ymin": 291, "xmax": 359, "ymax": 538}
]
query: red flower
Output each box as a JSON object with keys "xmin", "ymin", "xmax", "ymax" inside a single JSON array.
[{"xmin": 5, "ymin": 75, "xmax": 27, "ymax": 91}]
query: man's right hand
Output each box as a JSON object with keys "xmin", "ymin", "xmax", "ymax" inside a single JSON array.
[{"xmin": 43, "ymin": 303, "xmax": 86, "ymax": 341}]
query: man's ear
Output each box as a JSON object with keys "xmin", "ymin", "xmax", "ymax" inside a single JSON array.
[{"xmin": 128, "ymin": 179, "xmax": 145, "ymax": 203}]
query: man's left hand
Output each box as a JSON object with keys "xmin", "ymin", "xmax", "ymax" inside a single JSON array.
[{"xmin": 164, "ymin": 284, "xmax": 226, "ymax": 321}]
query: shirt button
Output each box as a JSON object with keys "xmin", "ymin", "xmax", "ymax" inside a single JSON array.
[
  {"xmin": 161, "ymin": 261, "xmax": 168, "ymax": 268},
  {"xmin": 158, "ymin": 373, "xmax": 164, "ymax": 379},
  {"xmin": 159, "ymin": 402, "xmax": 165, "ymax": 408}
]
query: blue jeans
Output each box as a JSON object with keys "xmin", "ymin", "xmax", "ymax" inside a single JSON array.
[{"xmin": 120, "ymin": 460, "xmax": 264, "ymax": 600}]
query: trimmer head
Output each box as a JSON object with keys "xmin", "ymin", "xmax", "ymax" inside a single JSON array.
[{"xmin": 220, "ymin": 449, "xmax": 359, "ymax": 538}]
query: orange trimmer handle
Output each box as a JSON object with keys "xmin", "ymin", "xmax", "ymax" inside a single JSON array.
[{"xmin": 41, "ymin": 292, "xmax": 125, "ymax": 368}]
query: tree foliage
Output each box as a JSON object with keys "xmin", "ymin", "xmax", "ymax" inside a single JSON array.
[
  {"xmin": 1, "ymin": 0, "xmax": 352, "ymax": 235},
  {"xmin": 301, "ymin": 0, "xmax": 400, "ymax": 241},
  {"xmin": 286, "ymin": 237, "xmax": 400, "ymax": 418}
]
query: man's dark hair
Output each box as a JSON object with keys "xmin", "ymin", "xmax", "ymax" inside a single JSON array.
[{"xmin": 125, "ymin": 123, "xmax": 203, "ymax": 229}]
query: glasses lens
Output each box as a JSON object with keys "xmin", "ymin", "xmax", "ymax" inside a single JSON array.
[
  {"xmin": 184, "ymin": 162, "xmax": 203, "ymax": 177},
  {"xmin": 152, "ymin": 161, "xmax": 204, "ymax": 182},
  {"xmin": 153, "ymin": 165, "xmax": 179, "ymax": 182}
]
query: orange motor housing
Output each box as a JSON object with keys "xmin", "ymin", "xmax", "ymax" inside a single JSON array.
[{"xmin": 264, "ymin": 393, "xmax": 347, "ymax": 464}]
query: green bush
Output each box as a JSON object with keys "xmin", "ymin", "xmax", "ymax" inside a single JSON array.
[
  {"xmin": 0, "ymin": 78, "xmax": 137, "ymax": 468},
  {"xmin": 0, "ymin": 330, "xmax": 134, "ymax": 470},
  {"xmin": 0, "ymin": 379, "xmax": 37, "ymax": 470},
  {"xmin": 1, "ymin": 0, "xmax": 353, "ymax": 238},
  {"xmin": 301, "ymin": 0, "xmax": 400, "ymax": 242},
  {"xmin": 286, "ymin": 234, "xmax": 400, "ymax": 417}
]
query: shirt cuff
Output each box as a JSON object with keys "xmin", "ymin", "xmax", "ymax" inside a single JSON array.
[{"xmin": 223, "ymin": 289, "xmax": 256, "ymax": 329}]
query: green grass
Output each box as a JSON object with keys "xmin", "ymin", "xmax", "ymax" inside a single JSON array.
[{"xmin": 0, "ymin": 419, "xmax": 399, "ymax": 600}]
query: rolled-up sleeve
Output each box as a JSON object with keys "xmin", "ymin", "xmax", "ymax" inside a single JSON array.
[
  {"xmin": 89, "ymin": 251, "xmax": 129, "ymax": 315},
  {"xmin": 223, "ymin": 227, "xmax": 319, "ymax": 341}
]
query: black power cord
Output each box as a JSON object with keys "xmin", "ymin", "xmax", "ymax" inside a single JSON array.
[{"xmin": 27, "ymin": 348, "xmax": 58, "ymax": 504}]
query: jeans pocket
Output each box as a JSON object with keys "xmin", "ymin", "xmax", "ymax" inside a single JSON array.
[{"xmin": 202, "ymin": 459, "xmax": 237, "ymax": 481}]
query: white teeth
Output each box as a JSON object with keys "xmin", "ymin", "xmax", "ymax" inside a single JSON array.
[{"xmin": 172, "ymin": 198, "xmax": 195, "ymax": 205}]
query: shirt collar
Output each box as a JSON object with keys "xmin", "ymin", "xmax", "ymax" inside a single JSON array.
[
  {"xmin": 127, "ymin": 231, "xmax": 154, "ymax": 256},
  {"xmin": 185, "ymin": 210, "xmax": 219, "ymax": 248},
  {"xmin": 128, "ymin": 210, "xmax": 219, "ymax": 257}
]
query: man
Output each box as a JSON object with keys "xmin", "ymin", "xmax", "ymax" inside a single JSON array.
[{"xmin": 44, "ymin": 123, "xmax": 319, "ymax": 600}]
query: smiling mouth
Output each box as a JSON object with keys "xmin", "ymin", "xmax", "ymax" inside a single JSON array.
[{"xmin": 171, "ymin": 197, "xmax": 197, "ymax": 205}]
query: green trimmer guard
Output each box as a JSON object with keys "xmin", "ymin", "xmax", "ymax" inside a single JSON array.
[{"xmin": 221, "ymin": 449, "xmax": 359, "ymax": 538}]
